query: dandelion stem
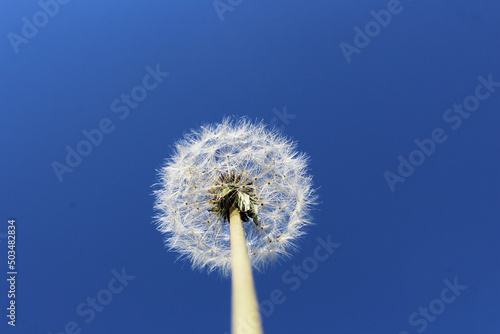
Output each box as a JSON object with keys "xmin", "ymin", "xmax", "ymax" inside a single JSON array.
[{"xmin": 230, "ymin": 206, "xmax": 263, "ymax": 334}]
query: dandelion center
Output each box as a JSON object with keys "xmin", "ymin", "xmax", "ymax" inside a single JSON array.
[{"xmin": 208, "ymin": 170, "xmax": 260, "ymax": 225}]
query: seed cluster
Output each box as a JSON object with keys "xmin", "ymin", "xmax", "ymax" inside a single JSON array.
[
  {"xmin": 154, "ymin": 118, "xmax": 317, "ymax": 276},
  {"xmin": 208, "ymin": 170, "xmax": 259, "ymax": 224}
]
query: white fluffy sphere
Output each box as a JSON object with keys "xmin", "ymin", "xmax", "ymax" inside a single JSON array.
[{"xmin": 153, "ymin": 118, "xmax": 316, "ymax": 276}]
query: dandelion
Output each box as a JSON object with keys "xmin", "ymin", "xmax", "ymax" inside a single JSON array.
[{"xmin": 153, "ymin": 117, "xmax": 316, "ymax": 333}]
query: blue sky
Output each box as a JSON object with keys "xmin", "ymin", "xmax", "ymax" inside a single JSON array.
[{"xmin": 1, "ymin": 0, "xmax": 499, "ymax": 333}]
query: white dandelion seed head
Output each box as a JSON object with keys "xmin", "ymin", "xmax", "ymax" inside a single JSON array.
[{"xmin": 153, "ymin": 117, "xmax": 317, "ymax": 276}]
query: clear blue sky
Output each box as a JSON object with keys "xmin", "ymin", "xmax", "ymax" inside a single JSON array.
[{"xmin": 1, "ymin": 1, "xmax": 499, "ymax": 333}]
